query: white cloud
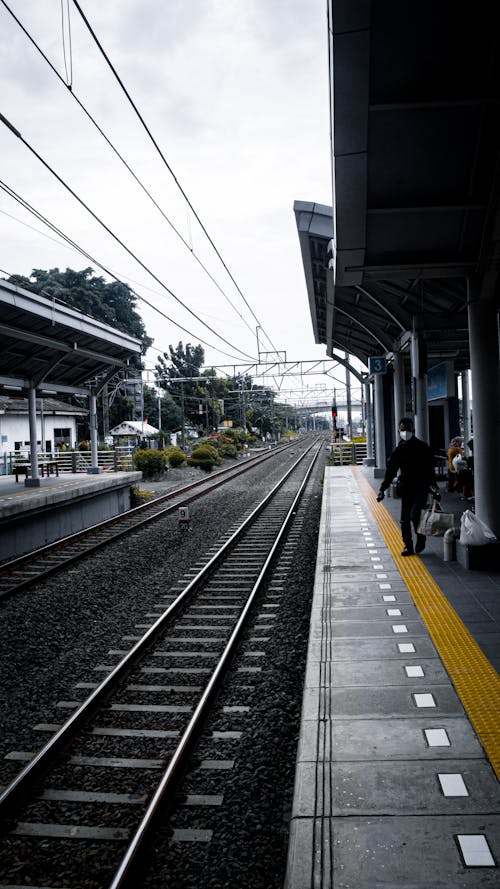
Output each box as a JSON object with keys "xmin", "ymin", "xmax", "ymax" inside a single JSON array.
[{"xmin": 0, "ymin": 0, "xmax": 333, "ymax": 387}]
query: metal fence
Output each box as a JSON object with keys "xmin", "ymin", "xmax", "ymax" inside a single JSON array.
[
  {"xmin": 328, "ymin": 441, "xmax": 368, "ymax": 465},
  {"xmin": 1, "ymin": 446, "xmax": 134, "ymax": 476}
]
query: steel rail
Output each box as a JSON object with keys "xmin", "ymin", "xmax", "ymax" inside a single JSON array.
[
  {"xmin": 0, "ymin": 440, "xmax": 319, "ymax": 824},
  {"xmin": 0, "ymin": 443, "xmax": 293, "ymax": 598},
  {"xmin": 108, "ymin": 440, "xmax": 322, "ymax": 888}
]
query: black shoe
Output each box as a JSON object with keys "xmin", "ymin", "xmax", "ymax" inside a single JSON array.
[
  {"xmin": 401, "ymin": 546, "xmax": 414, "ymax": 557},
  {"xmin": 415, "ymin": 534, "xmax": 426, "ymax": 554}
]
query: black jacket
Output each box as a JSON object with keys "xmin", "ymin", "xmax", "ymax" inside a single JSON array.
[{"xmin": 381, "ymin": 435, "xmax": 436, "ymax": 495}]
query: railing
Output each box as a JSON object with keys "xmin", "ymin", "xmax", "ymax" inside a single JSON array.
[
  {"xmin": 2, "ymin": 447, "xmax": 134, "ymax": 476},
  {"xmin": 329, "ymin": 441, "xmax": 368, "ymax": 465}
]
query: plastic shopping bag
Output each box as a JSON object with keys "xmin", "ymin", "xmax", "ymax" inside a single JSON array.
[{"xmin": 459, "ymin": 510, "xmax": 497, "ymax": 546}]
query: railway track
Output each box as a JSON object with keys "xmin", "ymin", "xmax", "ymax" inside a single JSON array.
[
  {"xmin": 0, "ymin": 442, "xmax": 294, "ymax": 600},
  {"xmin": 0, "ymin": 440, "xmax": 322, "ymax": 889}
]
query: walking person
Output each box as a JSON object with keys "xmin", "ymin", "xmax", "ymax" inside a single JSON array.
[{"xmin": 376, "ymin": 417, "xmax": 439, "ymax": 556}]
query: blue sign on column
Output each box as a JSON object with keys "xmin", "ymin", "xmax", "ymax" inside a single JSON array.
[{"xmin": 369, "ymin": 356, "xmax": 387, "ymax": 374}]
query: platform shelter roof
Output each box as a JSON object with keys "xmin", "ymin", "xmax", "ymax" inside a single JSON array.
[
  {"xmin": 297, "ymin": 2, "xmax": 500, "ymax": 372},
  {"xmin": 0, "ymin": 279, "xmax": 143, "ymax": 397}
]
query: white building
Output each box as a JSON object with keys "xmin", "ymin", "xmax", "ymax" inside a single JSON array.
[{"xmin": 0, "ymin": 396, "xmax": 87, "ymax": 458}]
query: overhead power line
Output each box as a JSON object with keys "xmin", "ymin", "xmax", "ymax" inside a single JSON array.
[
  {"xmin": 70, "ymin": 0, "xmax": 281, "ymax": 357},
  {"xmin": 0, "ymin": 0, "xmax": 259, "ymax": 343},
  {"xmin": 0, "ymin": 177, "xmax": 251, "ymax": 363},
  {"xmin": 0, "ymin": 110, "xmax": 256, "ymax": 361}
]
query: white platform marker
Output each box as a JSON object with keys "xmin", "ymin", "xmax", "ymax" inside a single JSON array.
[
  {"xmin": 457, "ymin": 835, "xmax": 495, "ymax": 867},
  {"xmin": 405, "ymin": 665, "xmax": 424, "ymax": 678},
  {"xmin": 438, "ymin": 774, "xmax": 469, "ymax": 797},
  {"xmin": 414, "ymin": 693, "xmax": 436, "ymax": 707},
  {"xmin": 424, "ymin": 728, "xmax": 450, "ymax": 747}
]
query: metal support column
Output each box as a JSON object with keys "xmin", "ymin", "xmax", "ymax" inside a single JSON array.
[
  {"xmin": 468, "ymin": 287, "xmax": 500, "ymax": 536},
  {"xmin": 411, "ymin": 323, "xmax": 429, "ymax": 442},
  {"xmin": 363, "ymin": 379, "xmax": 375, "ymax": 465},
  {"xmin": 87, "ymin": 391, "xmax": 101, "ymax": 474},
  {"xmin": 461, "ymin": 370, "xmax": 472, "ymax": 450},
  {"xmin": 374, "ymin": 373, "xmax": 386, "ymax": 473},
  {"xmin": 25, "ymin": 386, "xmax": 40, "ymax": 488},
  {"xmin": 345, "ymin": 352, "xmax": 352, "ymax": 438},
  {"xmin": 393, "ymin": 351, "xmax": 406, "ymax": 439}
]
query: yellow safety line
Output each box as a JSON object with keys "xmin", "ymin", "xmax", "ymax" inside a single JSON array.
[{"xmin": 353, "ymin": 466, "xmax": 500, "ymax": 779}]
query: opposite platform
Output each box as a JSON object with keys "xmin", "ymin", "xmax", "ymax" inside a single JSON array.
[
  {"xmin": 0, "ymin": 471, "xmax": 141, "ymax": 561},
  {"xmin": 285, "ymin": 466, "xmax": 500, "ymax": 889}
]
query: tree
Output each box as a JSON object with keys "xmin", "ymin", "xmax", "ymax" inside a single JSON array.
[
  {"xmin": 155, "ymin": 342, "xmax": 207, "ymax": 429},
  {"xmin": 7, "ymin": 267, "xmax": 152, "ymax": 359}
]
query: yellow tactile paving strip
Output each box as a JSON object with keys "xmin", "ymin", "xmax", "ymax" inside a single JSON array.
[{"xmin": 354, "ymin": 466, "xmax": 500, "ymax": 779}]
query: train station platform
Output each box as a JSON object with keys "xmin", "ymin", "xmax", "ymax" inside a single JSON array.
[
  {"xmin": 0, "ymin": 470, "xmax": 141, "ymax": 562},
  {"xmin": 285, "ymin": 465, "xmax": 500, "ymax": 888}
]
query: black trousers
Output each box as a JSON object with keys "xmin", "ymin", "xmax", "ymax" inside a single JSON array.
[{"xmin": 400, "ymin": 490, "xmax": 428, "ymax": 546}]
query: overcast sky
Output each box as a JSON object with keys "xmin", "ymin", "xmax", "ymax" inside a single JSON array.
[{"xmin": 0, "ymin": 0, "xmax": 347, "ymax": 406}]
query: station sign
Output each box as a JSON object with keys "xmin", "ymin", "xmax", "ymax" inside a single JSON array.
[{"xmin": 369, "ymin": 356, "xmax": 387, "ymax": 374}]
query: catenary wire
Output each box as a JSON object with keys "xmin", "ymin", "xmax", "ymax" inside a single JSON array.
[
  {"xmin": 70, "ymin": 0, "xmax": 281, "ymax": 357},
  {"xmin": 0, "ymin": 111, "xmax": 256, "ymax": 361},
  {"xmin": 0, "ymin": 206, "xmax": 251, "ymax": 339},
  {"xmin": 0, "ymin": 0, "xmax": 259, "ymax": 342},
  {"xmin": 0, "ymin": 178, "xmax": 251, "ymax": 363},
  {"xmin": 60, "ymin": 0, "xmax": 73, "ymax": 86}
]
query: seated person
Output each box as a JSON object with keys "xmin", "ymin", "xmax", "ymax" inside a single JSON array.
[{"xmin": 447, "ymin": 436, "xmax": 463, "ymax": 492}]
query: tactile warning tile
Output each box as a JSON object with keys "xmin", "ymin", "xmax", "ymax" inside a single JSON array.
[{"xmin": 354, "ymin": 467, "xmax": 500, "ymax": 779}]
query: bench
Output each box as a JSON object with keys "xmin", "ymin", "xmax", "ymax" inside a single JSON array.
[{"xmin": 14, "ymin": 461, "xmax": 60, "ymax": 482}]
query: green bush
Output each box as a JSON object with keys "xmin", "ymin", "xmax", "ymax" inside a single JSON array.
[
  {"xmin": 130, "ymin": 486, "xmax": 155, "ymax": 506},
  {"xmin": 133, "ymin": 449, "xmax": 167, "ymax": 478},
  {"xmin": 218, "ymin": 441, "xmax": 238, "ymax": 458},
  {"xmin": 187, "ymin": 443, "xmax": 220, "ymax": 471},
  {"xmin": 163, "ymin": 445, "xmax": 186, "ymax": 468}
]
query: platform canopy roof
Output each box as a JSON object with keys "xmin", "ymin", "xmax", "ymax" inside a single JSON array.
[
  {"xmin": 297, "ymin": 1, "xmax": 500, "ymax": 371},
  {"xmin": 0, "ymin": 279, "xmax": 143, "ymax": 397}
]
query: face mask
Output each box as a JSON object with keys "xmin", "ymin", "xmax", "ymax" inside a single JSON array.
[{"xmin": 400, "ymin": 430, "xmax": 412, "ymax": 441}]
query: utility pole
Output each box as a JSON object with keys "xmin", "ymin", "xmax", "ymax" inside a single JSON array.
[
  {"xmin": 240, "ymin": 380, "xmax": 246, "ymax": 433},
  {"xmin": 180, "ymin": 382, "xmax": 186, "ymax": 451}
]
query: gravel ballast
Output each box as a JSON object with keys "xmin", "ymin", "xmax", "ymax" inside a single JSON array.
[{"xmin": 0, "ymin": 443, "xmax": 326, "ymax": 887}]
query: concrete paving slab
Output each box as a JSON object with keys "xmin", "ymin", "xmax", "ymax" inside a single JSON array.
[
  {"xmin": 292, "ymin": 759, "xmax": 500, "ymax": 817},
  {"xmin": 326, "ymin": 618, "xmax": 428, "ymax": 638},
  {"xmin": 320, "ymin": 571, "xmax": 397, "ymax": 582},
  {"xmin": 303, "ymin": 684, "xmax": 464, "ymax": 720},
  {"xmin": 318, "ymin": 588, "xmax": 413, "ymax": 606},
  {"xmin": 303, "ymin": 658, "xmax": 450, "ymax": 689},
  {"xmin": 313, "ymin": 604, "xmax": 420, "ymax": 622},
  {"xmin": 305, "ymin": 636, "xmax": 439, "ymax": 662},
  {"xmin": 297, "ymin": 717, "xmax": 485, "ymax": 763},
  {"xmin": 285, "ymin": 815, "xmax": 500, "ymax": 889}
]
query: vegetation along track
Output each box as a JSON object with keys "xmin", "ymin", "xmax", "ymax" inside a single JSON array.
[
  {"xmin": 0, "ymin": 442, "xmax": 296, "ymax": 600},
  {"xmin": 0, "ymin": 440, "xmax": 322, "ymax": 889}
]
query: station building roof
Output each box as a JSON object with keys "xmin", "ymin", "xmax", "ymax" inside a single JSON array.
[
  {"xmin": 0, "ymin": 279, "xmax": 143, "ymax": 397},
  {"xmin": 0, "ymin": 396, "xmax": 87, "ymax": 416},
  {"xmin": 297, "ymin": 1, "xmax": 500, "ymax": 372}
]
